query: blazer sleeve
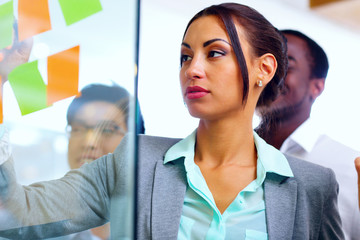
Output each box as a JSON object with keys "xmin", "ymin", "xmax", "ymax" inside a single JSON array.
[
  {"xmin": 318, "ymin": 168, "xmax": 344, "ymax": 240},
  {"xmin": 0, "ymin": 146, "xmax": 122, "ymax": 239}
]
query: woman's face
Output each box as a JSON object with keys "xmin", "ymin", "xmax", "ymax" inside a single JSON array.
[
  {"xmin": 67, "ymin": 101, "xmax": 127, "ymax": 169},
  {"xmin": 180, "ymin": 15, "xmax": 255, "ymax": 121}
]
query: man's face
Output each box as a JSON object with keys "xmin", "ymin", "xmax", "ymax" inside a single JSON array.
[
  {"xmin": 67, "ymin": 101, "xmax": 127, "ymax": 169},
  {"xmin": 260, "ymin": 34, "xmax": 313, "ymax": 120}
]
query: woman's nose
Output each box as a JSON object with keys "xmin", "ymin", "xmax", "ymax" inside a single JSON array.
[{"xmin": 185, "ymin": 56, "xmax": 205, "ymax": 80}]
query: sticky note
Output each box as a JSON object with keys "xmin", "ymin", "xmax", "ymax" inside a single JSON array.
[
  {"xmin": 47, "ymin": 45, "xmax": 79, "ymax": 105},
  {"xmin": 18, "ymin": 0, "xmax": 51, "ymax": 41},
  {"xmin": 8, "ymin": 61, "xmax": 49, "ymax": 115},
  {"xmin": 0, "ymin": 0, "xmax": 14, "ymax": 50},
  {"xmin": 58, "ymin": 0, "xmax": 102, "ymax": 26},
  {"xmin": 0, "ymin": 76, "xmax": 3, "ymax": 124}
]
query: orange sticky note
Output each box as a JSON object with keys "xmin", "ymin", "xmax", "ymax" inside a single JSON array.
[
  {"xmin": 0, "ymin": 76, "xmax": 3, "ymax": 124},
  {"xmin": 18, "ymin": 0, "xmax": 51, "ymax": 41},
  {"xmin": 47, "ymin": 45, "xmax": 79, "ymax": 105}
]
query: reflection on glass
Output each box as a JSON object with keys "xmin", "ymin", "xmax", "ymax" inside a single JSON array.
[
  {"xmin": 66, "ymin": 84, "xmax": 131, "ymax": 169},
  {"xmin": 0, "ymin": 0, "xmax": 139, "ymax": 239}
]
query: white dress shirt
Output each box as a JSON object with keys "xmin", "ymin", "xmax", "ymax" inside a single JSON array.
[{"xmin": 281, "ymin": 119, "xmax": 360, "ymax": 240}]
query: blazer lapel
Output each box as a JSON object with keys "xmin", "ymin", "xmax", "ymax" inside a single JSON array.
[
  {"xmin": 264, "ymin": 173, "xmax": 297, "ymax": 240},
  {"xmin": 151, "ymin": 158, "xmax": 187, "ymax": 240}
]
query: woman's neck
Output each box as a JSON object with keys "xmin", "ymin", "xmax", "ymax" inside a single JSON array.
[{"xmin": 195, "ymin": 116, "xmax": 256, "ymax": 167}]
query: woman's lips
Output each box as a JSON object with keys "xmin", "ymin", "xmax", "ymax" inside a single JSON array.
[{"xmin": 186, "ymin": 86, "xmax": 210, "ymax": 99}]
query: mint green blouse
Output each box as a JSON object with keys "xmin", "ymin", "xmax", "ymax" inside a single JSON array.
[{"xmin": 164, "ymin": 130, "xmax": 293, "ymax": 240}]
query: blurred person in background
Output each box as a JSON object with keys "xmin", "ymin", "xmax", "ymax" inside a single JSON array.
[
  {"xmin": 65, "ymin": 83, "xmax": 145, "ymax": 239},
  {"xmin": 256, "ymin": 29, "xmax": 360, "ymax": 239},
  {"xmin": 66, "ymin": 83, "xmax": 145, "ymax": 168}
]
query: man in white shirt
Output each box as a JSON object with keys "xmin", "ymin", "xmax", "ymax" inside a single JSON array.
[{"xmin": 256, "ymin": 29, "xmax": 360, "ymax": 240}]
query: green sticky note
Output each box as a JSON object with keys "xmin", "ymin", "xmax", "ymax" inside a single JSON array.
[
  {"xmin": 58, "ymin": 0, "xmax": 102, "ymax": 26},
  {"xmin": 8, "ymin": 61, "xmax": 49, "ymax": 115},
  {"xmin": 0, "ymin": 0, "xmax": 14, "ymax": 49}
]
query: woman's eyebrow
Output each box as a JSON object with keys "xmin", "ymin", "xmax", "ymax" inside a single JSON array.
[
  {"xmin": 181, "ymin": 42, "xmax": 191, "ymax": 49},
  {"xmin": 203, "ymin": 38, "xmax": 230, "ymax": 47},
  {"xmin": 181, "ymin": 38, "xmax": 231, "ymax": 49}
]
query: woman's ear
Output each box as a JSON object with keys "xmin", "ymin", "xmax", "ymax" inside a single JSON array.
[{"xmin": 257, "ymin": 53, "xmax": 277, "ymax": 86}]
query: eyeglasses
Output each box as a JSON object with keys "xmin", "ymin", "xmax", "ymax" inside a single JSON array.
[{"xmin": 67, "ymin": 121, "xmax": 126, "ymax": 139}]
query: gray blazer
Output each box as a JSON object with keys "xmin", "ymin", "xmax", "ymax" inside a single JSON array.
[{"xmin": 0, "ymin": 134, "xmax": 344, "ymax": 239}]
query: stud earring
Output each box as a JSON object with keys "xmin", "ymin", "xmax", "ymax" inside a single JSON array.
[{"xmin": 257, "ymin": 80, "xmax": 263, "ymax": 87}]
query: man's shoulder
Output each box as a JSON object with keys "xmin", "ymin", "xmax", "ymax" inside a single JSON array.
[
  {"xmin": 315, "ymin": 134, "xmax": 359, "ymax": 156},
  {"xmin": 305, "ymin": 134, "xmax": 360, "ymax": 171},
  {"xmin": 294, "ymin": 120, "xmax": 359, "ymax": 156}
]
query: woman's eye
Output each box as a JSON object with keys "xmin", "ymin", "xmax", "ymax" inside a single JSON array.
[
  {"xmin": 180, "ymin": 54, "xmax": 192, "ymax": 65},
  {"xmin": 208, "ymin": 50, "xmax": 225, "ymax": 58}
]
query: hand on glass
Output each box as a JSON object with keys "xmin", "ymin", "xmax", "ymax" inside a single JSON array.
[{"xmin": 0, "ymin": 37, "xmax": 33, "ymax": 84}]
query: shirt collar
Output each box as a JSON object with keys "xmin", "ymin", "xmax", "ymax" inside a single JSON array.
[
  {"xmin": 254, "ymin": 131, "xmax": 293, "ymax": 178},
  {"xmin": 164, "ymin": 129, "xmax": 196, "ymax": 164},
  {"xmin": 164, "ymin": 129, "xmax": 293, "ymax": 178},
  {"xmin": 280, "ymin": 119, "xmax": 321, "ymax": 153}
]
